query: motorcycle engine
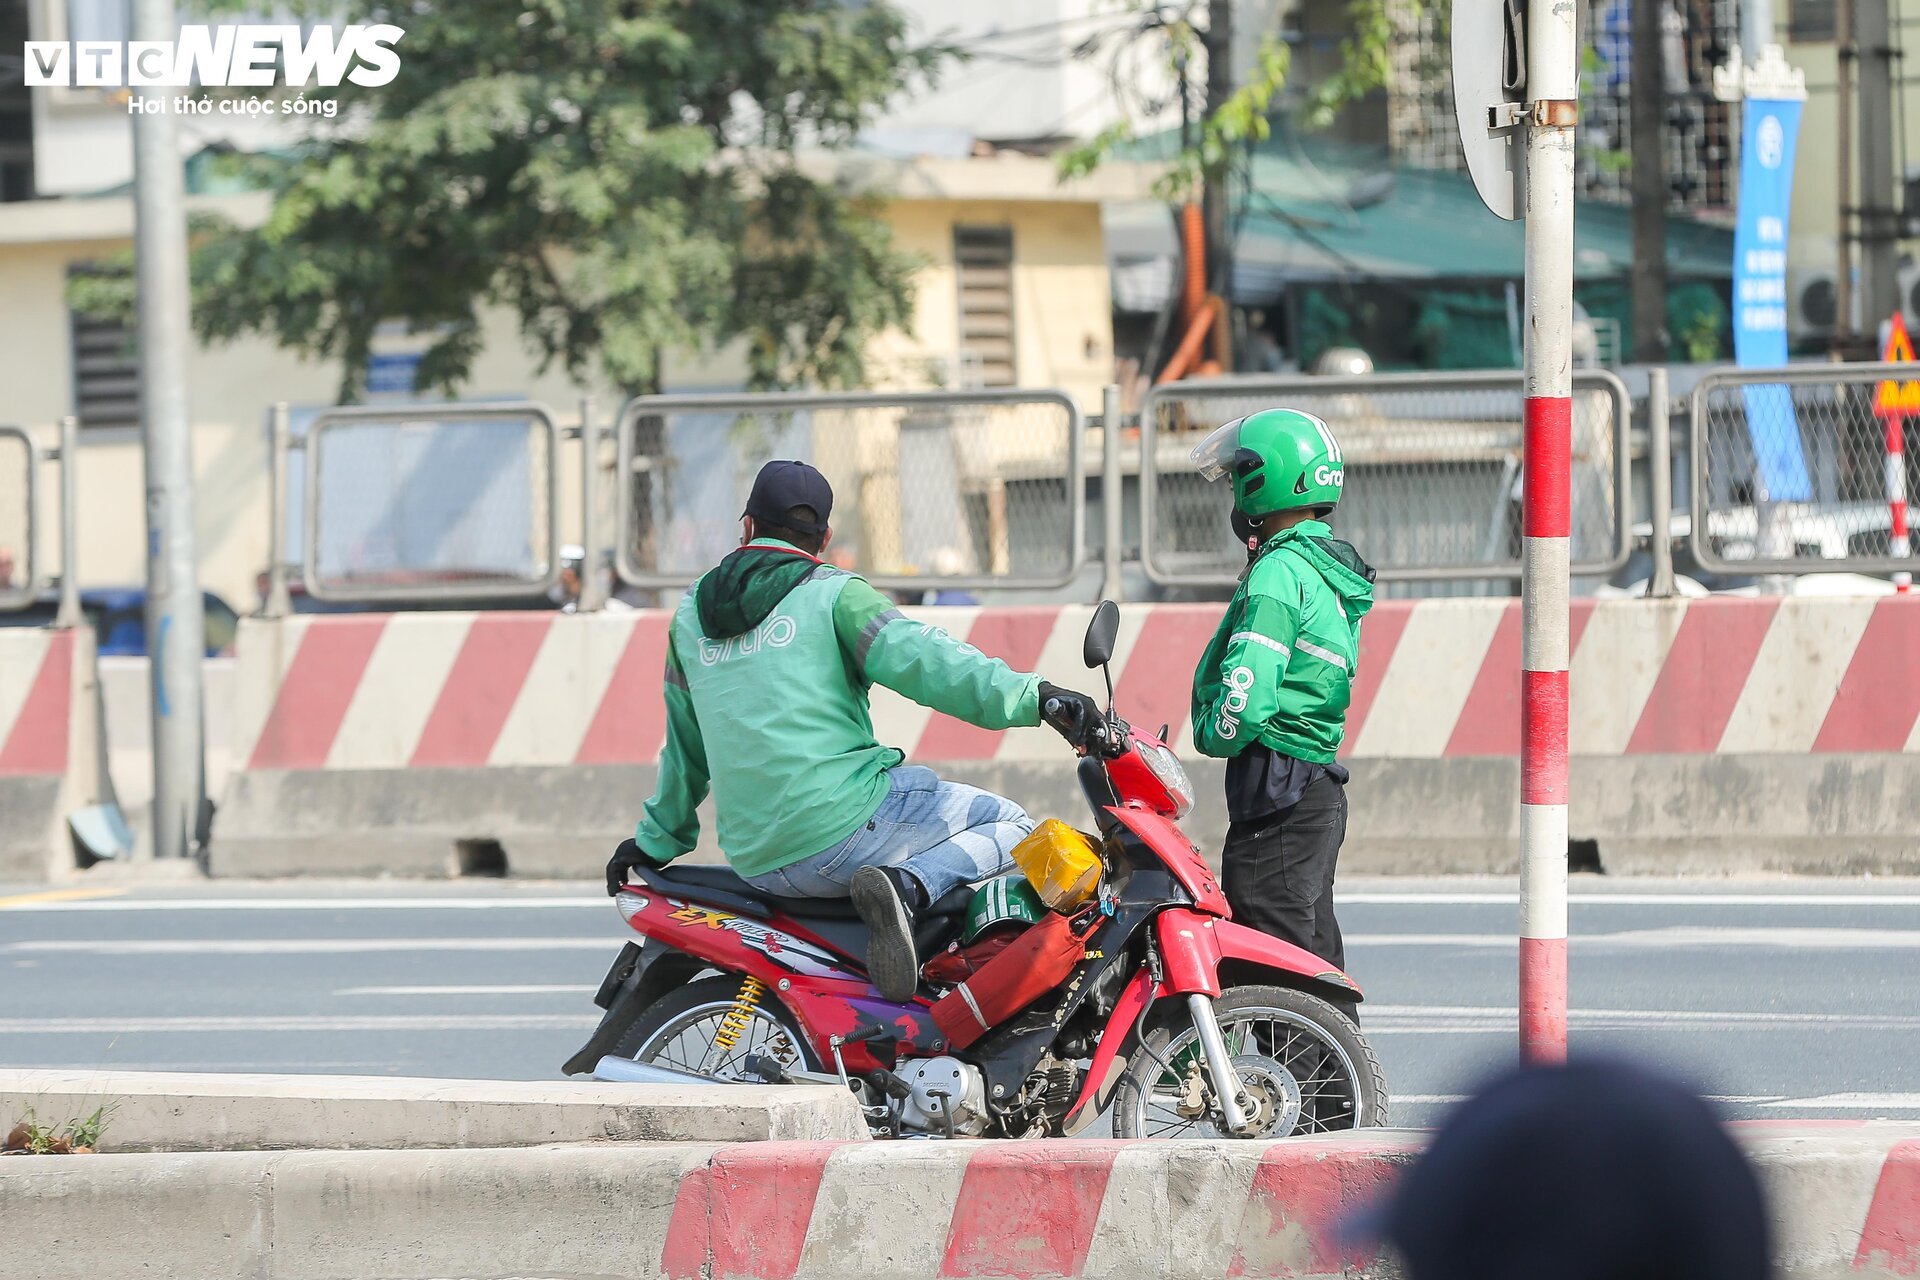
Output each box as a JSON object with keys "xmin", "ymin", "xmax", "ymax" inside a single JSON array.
[{"xmin": 896, "ymin": 1057, "xmax": 989, "ymax": 1137}]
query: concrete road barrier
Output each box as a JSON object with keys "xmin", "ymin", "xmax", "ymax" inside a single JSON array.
[
  {"xmin": 0, "ymin": 1068, "xmax": 867, "ymax": 1149},
  {"xmin": 0, "ymin": 627, "xmax": 111, "ymax": 881},
  {"xmin": 2, "ymin": 1125, "xmax": 1915, "ymax": 1279},
  {"xmin": 210, "ymin": 598, "xmax": 1920, "ymax": 878}
]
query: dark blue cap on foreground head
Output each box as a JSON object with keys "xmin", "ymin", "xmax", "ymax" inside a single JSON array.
[
  {"xmin": 743, "ymin": 460, "xmax": 833, "ymax": 536},
  {"xmin": 1361, "ymin": 1058, "xmax": 1771, "ymax": 1280}
]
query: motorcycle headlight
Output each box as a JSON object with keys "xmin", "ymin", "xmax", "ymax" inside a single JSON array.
[{"xmin": 1135, "ymin": 739, "xmax": 1194, "ymax": 818}]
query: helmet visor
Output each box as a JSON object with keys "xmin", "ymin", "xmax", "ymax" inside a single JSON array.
[{"xmin": 1189, "ymin": 418, "xmax": 1245, "ymax": 482}]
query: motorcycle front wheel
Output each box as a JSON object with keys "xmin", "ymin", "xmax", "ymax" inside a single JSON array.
[{"xmin": 1111, "ymin": 984, "xmax": 1388, "ymax": 1139}]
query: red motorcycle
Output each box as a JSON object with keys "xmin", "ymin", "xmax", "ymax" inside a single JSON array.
[{"xmin": 564, "ymin": 602, "xmax": 1387, "ymax": 1139}]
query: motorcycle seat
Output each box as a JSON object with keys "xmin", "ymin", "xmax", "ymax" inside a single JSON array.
[{"xmin": 637, "ymin": 861, "xmax": 975, "ymax": 960}]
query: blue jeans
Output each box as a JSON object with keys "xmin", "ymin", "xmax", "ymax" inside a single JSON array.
[{"xmin": 744, "ymin": 765, "xmax": 1033, "ymax": 904}]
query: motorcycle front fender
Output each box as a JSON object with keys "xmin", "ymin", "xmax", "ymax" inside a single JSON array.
[{"xmin": 1155, "ymin": 908, "xmax": 1363, "ymax": 1003}]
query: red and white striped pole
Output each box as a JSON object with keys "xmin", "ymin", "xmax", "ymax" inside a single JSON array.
[
  {"xmin": 1518, "ymin": 0, "xmax": 1579, "ymax": 1064},
  {"xmin": 1889, "ymin": 414, "xmax": 1911, "ymax": 593}
]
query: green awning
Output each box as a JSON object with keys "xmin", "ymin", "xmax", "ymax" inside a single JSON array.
[{"xmin": 1104, "ymin": 126, "xmax": 1734, "ymax": 298}]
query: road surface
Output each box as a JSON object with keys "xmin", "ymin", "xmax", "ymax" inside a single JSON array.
[{"xmin": 4, "ymin": 875, "xmax": 1918, "ymax": 1128}]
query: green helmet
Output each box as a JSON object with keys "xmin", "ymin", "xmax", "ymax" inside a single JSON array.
[
  {"xmin": 1190, "ymin": 408, "xmax": 1346, "ymax": 519},
  {"xmin": 963, "ymin": 876, "xmax": 1047, "ymax": 944}
]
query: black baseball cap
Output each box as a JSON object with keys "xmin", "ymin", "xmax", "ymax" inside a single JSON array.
[
  {"xmin": 743, "ymin": 460, "xmax": 834, "ymax": 536},
  {"xmin": 1347, "ymin": 1058, "xmax": 1769, "ymax": 1280}
]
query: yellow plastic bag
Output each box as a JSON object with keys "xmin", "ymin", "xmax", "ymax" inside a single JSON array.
[{"xmin": 1010, "ymin": 818, "xmax": 1103, "ymax": 911}]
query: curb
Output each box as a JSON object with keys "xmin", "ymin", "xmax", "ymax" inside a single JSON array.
[
  {"xmin": 0, "ymin": 1068, "xmax": 868, "ymax": 1150},
  {"xmin": 4, "ymin": 1126, "xmax": 1915, "ymax": 1279}
]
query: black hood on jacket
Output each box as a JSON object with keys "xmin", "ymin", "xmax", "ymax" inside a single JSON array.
[{"xmin": 696, "ymin": 542, "xmax": 823, "ymax": 639}]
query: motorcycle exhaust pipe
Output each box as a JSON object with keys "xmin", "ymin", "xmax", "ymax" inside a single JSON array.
[{"xmin": 591, "ymin": 1055, "xmax": 738, "ymax": 1086}]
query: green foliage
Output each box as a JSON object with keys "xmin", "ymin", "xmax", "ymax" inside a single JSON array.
[
  {"xmin": 90, "ymin": 1, "xmax": 947, "ymax": 399},
  {"xmin": 1302, "ymin": 0, "xmax": 1403, "ymax": 130},
  {"xmin": 1060, "ymin": 0, "xmax": 1404, "ymax": 198},
  {"xmin": 5, "ymin": 1104, "xmax": 113, "ymax": 1154}
]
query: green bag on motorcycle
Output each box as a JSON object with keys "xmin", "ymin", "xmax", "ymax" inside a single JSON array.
[{"xmin": 963, "ymin": 876, "xmax": 1047, "ymax": 944}]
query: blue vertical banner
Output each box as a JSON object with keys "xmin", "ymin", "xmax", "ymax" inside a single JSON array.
[{"xmin": 1732, "ymin": 95, "xmax": 1812, "ymax": 501}]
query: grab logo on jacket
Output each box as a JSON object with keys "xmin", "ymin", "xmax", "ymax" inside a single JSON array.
[
  {"xmin": 697, "ymin": 612, "xmax": 798, "ymax": 665},
  {"xmin": 1218, "ymin": 665, "xmax": 1257, "ymax": 740}
]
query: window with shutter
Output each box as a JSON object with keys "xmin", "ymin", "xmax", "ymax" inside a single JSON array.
[{"xmin": 955, "ymin": 225, "xmax": 1015, "ymax": 388}]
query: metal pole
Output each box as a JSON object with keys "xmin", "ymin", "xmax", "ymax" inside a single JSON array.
[
  {"xmin": 1629, "ymin": 0, "xmax": 1670, "ymax": 362},
  {"xmin": 1519, "ymin": 0, "xmax": 1578, "ymax": 1065},
  {"xmin": 1100, "ymin": 384, "xmax": 1125, "ymax": 603},
  {"xmin": 1888, "ymin": 411, "xmax": 1912, "ymax": 592},
  {"xmin": 1204, "ymin": 0, "xmax": 1235, "ymax": 369},
  {"xmin": 1646, "ymin": 368, "xmax": 1677, "ymax": 599},
  {"xmin": 577, "ymin": 395, "xmax": 605, "ymax": 612},
  {"xmin": 1856, "ymin": 0, "xmax": 1900, "ymax": 331},
  {"xmin": 1837, "ymin": 0, "xmax": 1857, "ymax": 348},
  {"xmin": 54, "ymin": 416, "xmax": 83, "ymax": 629},
  {"xmin": 133, "ymin": 0, "xmax": 206, "ymax": 861},
  {"xmin": 266, "ymin": 403, "xmax": 291, "ymax": 618}
]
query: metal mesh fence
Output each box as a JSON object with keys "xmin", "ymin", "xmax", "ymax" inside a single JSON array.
[
  {"xmin": 1140, "ymin": 372, "xmax": 1630, "ymax": 590},
  {"xmin": 302, "ymin": 404, "xmax": 560, "ymax": 603},
  {"xmin": 0, "ymin": 427, "xmax": 36, "ymax": 609},
  {"xmin": 1692, "ymin": 364, "xmax": 1916, "ymax": 575},
  {"xmin": 615, "ymin": 391, "xmax": 1085, "ymax": 590}
]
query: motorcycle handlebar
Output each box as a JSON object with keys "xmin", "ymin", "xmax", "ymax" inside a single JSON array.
[{"xmin": 1045, "ymin": 697, "xmax": 1126, "ymax": 759}]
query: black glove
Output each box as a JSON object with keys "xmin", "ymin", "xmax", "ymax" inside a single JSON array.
[
  {"xmin": 1038, "ymin": 680, "xmax": 1103, "ymax": 743},
  {"xmin": 605, "ymin": 840, "xmax": 653, "ymax": 897}
]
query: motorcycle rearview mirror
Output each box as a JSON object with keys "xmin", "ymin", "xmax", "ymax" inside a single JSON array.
[
  {"xmin": 1084, "ymin": 599, "xmax": 1120, "ymax": 717},
  {"xmin": 1083, "ymin": 600, "xmax": 1119, "ymax": 669}
]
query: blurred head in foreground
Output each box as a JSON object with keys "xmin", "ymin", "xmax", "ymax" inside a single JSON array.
[{"xmin": 1368, "ymin": 1058, "xmax": 1771, "ymax": 1280}]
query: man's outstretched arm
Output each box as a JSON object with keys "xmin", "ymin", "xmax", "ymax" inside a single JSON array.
[{"xmin": 832, "ymin": 577, "xmax": 1040, "ymax": 729}]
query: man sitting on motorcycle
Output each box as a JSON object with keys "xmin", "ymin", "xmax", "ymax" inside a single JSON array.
[{"xmin": 607, "ymin": 459, "xmax": 1101, "ymax": 1003}]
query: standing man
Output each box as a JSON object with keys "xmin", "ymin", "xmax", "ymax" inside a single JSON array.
[
  {"xmin": 1188, "ymin": 410, "xmax": 1374, "ymax": 975},
  {"xmin": 607, "ymin": 460, "xmax": 1101, "ymax": 1002}
]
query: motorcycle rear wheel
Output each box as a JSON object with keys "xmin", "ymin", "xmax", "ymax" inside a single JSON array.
[
  {"xmin": 613, "ymin": 974, "xmax": 821, "ymax": 1082},
  {"xmin": 1111, "ymin": 984, "xmax": 1387, "ymax": 1139}
]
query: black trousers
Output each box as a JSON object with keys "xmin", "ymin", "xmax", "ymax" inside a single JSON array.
[{"xmin": 1220, "ymin": 773, "xmax": 1348, "ymax": 972}]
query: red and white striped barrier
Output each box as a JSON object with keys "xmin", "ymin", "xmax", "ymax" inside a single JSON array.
[
  {"xmin": 211, "ymin": 598, "xmax": 1920, "ymax": 876},
  {"xmin": 655, "ymin": 1136, "xmax": 1415, "ymax": 1280},
  {"xmin": 230, "ymin": 596, "xmax": 1920, "ymax": 772},
  {"xmin": 4, "ymin": 1124, "xmax": 1915, "ymax": 1278},
  {"xmin": 0, "ymin": 627, "xmax": 105, "ymax": 879},
  {"xmin": 0, "ymin": 628, "xmax": 76, "ymax": 777}
]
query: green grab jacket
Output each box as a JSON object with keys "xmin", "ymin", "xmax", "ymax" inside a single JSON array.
[
  {"xmin": 1189, "ymin": 521, "xmax": 1377, "ymax": 766},
  {"xmin": 633, "ymin": 539, "xmax": 1041, "ymax": 878}
]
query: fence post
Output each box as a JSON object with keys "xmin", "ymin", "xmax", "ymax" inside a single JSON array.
[
  {"xmin": 266, "ymin": 403, "xmax": 292, "ymax": 619},
  {"xmin": 1101, "ymin": 383, "xmax": 1125, "ymax": 603},
  {"xmin": 54, "ymin": 416, "xmax": 83, "ymax": 629},
  {"xmin": 577, "ymin": 394, "xmax": 605, "ymax": 613},
  {"xmin": 1646, "ymin": 368, "xmax": 1676, "ymax": 599}
]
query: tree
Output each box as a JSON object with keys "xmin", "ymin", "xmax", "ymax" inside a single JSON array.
[
  {"xmin": 92, "ymin": 1, "xmax": 947, "ymax": 399},
  {"xmin": 1057, "ymin": 0, "xmax": 1412, "ymax": 201}
]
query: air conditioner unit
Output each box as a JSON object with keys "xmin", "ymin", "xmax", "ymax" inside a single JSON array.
[
  {"xmin": 1900, "ymin": 261, "xmax": 1920, "ymax": 331},
  {"xmin": 1788, "ymin": 268, "xmax": 1839, "ymax": 342}
]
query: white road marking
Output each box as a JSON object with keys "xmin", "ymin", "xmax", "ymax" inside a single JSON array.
[
  {"xmin": 335, "ymin": 984, "xmax": 599, "ymax": 996},
  {"xmin": 1363, "ymin": 1004, "xmax": 1920, "ymax": 1028},
  {"xmin": 4, "ymin": 938, "xmax": 621, "ymax": 955},
  {"xmin": 0, "ymin": 1014, "xmax": 601, "ymax": 1034},
  {"xmin": 1338, "ymin": 892, "xmax": 1920, "ymax": 906},
  {"xmin": 1344, "ymin": 927, "xmax": 1920, "ymax": 949},
  {"xmin": 1757, "ymin": 1093, "xmax": 1920, "ymax": 1109}
]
